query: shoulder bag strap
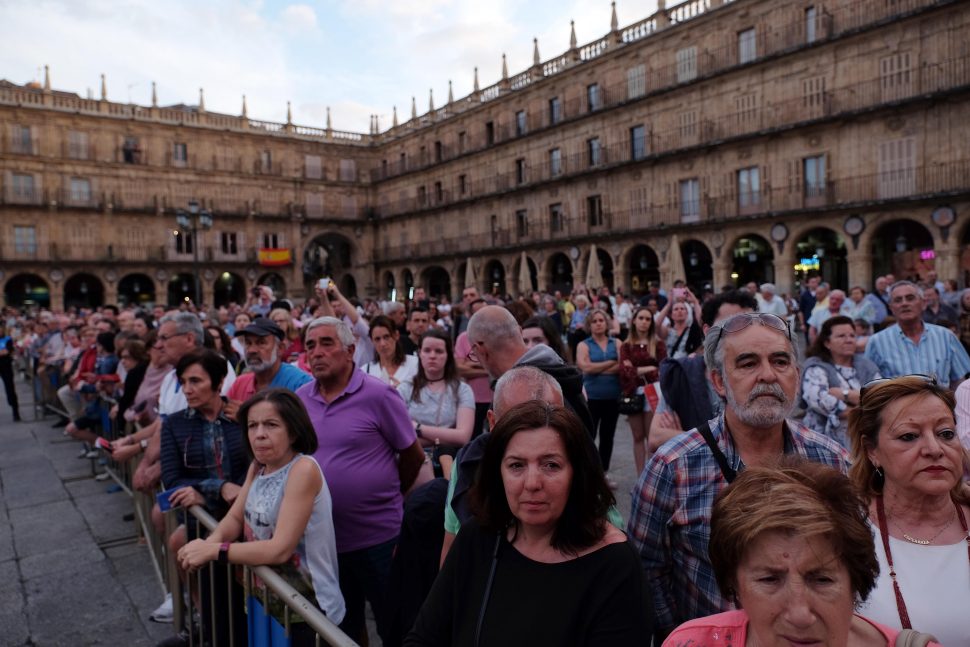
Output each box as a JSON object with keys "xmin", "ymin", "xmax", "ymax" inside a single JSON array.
[
  {"xmin": 670, "ymin": 326, "xmax": 690, "ymax": 356},
  {"xmin": 895, "ymin": 628, "xmax": 938, "ymax": 647},
  {"xmin": 696, "ymin": 422, "xmax": 737, "ymax": 483}
]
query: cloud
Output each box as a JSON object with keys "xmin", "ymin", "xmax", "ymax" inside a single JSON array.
[{"xmin": 281, "ymin": 3, "xmax": 318, "ymax": 31}]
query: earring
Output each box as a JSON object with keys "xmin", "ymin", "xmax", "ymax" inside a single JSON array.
[
  {"xmin": 872, "ymin": 465, "xmax": 885, "ymax": 489},
  {"xmin": 874, "ymin": 465, "xmax": 883, "ymax": 478}
]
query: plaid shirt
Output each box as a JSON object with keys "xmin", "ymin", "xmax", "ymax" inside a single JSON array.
[{"xmin": 627, "ymin": 415, "xmax": 850, "ymax": 633}]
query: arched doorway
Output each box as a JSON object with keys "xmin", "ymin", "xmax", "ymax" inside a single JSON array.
[
  {"xmin": 793, "ymin": 228, "xmax": 847, "ymax": 289},
  {"xmin": 214, "ymin": 272, "xmax": 246, "ymax": 307},
  {"xmin": 64, "ymin": 273, "xmax": 104, "ymax": 310},
  {"xmin": 382, "ymin": 271, "xmax": 396, "ymax": 301},
  {"xmin": 402, "ymin": 269, "xmax": 415, "ymax": 300},
  {"xmin": 167, "ymin": 273, "xmax": 196, "ymax": 306},
  {"xmin": 340, "ymin": 274, "xmax": 357, "ymax": 299},
  {"xmin": 302, "ymin": 233, "xmax": 354, "ymax": 295},
  {"xmin": 3, "ymin": 273, "xmax": 49, "ymax": 308},
  {"xmin": 870, "ymin": 218, "xmax": 935, "ymax": 282},
  {"xmin": 512, "ymin": 255, "xmax": 538, "ymax": 296},
  {"xmin": 484, "ymin": 259, "xmax": 506, "ymax": 297},
  {"xmin": 628, "ymin": 245, "xmax": 660, "ymax": 297},
  {"xmin": 583, "ymin": 247, "xmax": 614, "ymax": 291},
  {"xmin": 731, "ymin": 234, "xmax": 774, "ymax": 287},
  {"xmin": 118, "ymin": 273, "xmax": 155, "ymax": 306},
  {"xmin": 681, "ymin": 240, "xmax": 713, "ymax": 294},
  {"xmin": 960, "ymin": 219, "xmax": 970, "ymax": 287},
  {"xmin": 422, "ymin": 266, "xmax": 452, "ymax": 300},
  {"xmin": 257, "ymin": 272, "xmax": 286, "ymax": 298},
  {"xmin": 547, "ymin": 253, "xmax": 573, "ymax": 295}
]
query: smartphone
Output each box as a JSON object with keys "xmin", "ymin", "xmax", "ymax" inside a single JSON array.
[
  {"xmin": 95, "ymin": 437, "xmax": 113, "ymax": 452},
  {"xmin": 318, "ymin": 278, "xmax": 331, "ymax": 291},
  {"xmin": 156, "ymin": 486, "xmax": 182, "ymax": 512},
  {"xmin": 673, "ymin": 287, "xmax": 686, "ymax": 299}
]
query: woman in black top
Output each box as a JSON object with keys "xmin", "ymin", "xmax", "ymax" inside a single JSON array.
[
  {"xmin": 0, "ymin": 322, "xmax": 18, "ymax": 422},
  {"xmin": 405, "ymin": 402, "xmax": 653, "ymax": 647}
]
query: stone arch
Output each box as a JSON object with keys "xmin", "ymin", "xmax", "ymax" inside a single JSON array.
[
  {"xmin": 420, "ymin": 265, "xmax": 452, "ymax": 300},
  {"xmin": 790, "ymin": 226, "xmax": 848, "ymax": 289},
  {"xmin": 483, "ymin": 259, "xmax": 506, "ymax": 297},
  {"xmin": 301, "ymin": 232, "xmax": 357, "ymax": 295},
  {"xmin": 167, "ymin": 273, "xmax": 197, "ymax": 306},
  {"xmin": 681, "ymin": 239, "xmax": 714, "ymax": 294},
  {"xmin": 728, "ymin": 233, "xmax": 775, "ymax": 287},
  {"xmin": 381, "ymin": 270, "xmax": 396, "ymax": 301},
  {"xmin": 624, "ymin": 244, "xmax": 660, "ymax": 297},
  {"xmin": 214, "ymin": 272, "xmax": 247, "ymax": 307},
  {"xmin": 3, "ymin": 273, "xmax": 50, "ymax": 308},
  {"xmin": 580, "ymin": 246, "xmax": 614, "ymax": 291},
  {"xmin": 64, "ymin": 272, "xmax": 105, "ymax": 310},
  {"xmin": 868, "ymin": 218, "xmax": 935, "ymax": 282},
  {"xmin": 257, "ymin": 272, "xmax": 286, "ymax": 298},
  {"xmin": 544, "ymin": 252, "xmax": 573, "ymax": 295},
  {"xmin": 118, "ymin": 273, "xmax": 155, "ymax": 307},
  {"xmin": 400, "ymin": 268, "xmax": 415, "ymax": 300},
  {"xmin": 511, "ymin": 255, "xmax": 539, "ymax": 296}
]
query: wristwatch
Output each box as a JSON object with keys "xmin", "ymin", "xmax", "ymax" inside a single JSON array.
[
  {"xmin": 139, "ymin": 438, "xmax": 149, "ymax": 449},
  {"xmin": 415, "ymin": 422, "xmax": 423, "ymax": 438},
  {"xmin": 218, "ymin": 542, "xmax": 231, "ymax": 564}
]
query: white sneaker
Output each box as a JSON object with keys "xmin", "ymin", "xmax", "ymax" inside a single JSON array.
[
  {"xmin": 150, "ymin": 593, "xmax": 174, "ymax": 623},
  {"xmin": 94, "ymin": 472, "xmax": 111, "ymax": 481}
]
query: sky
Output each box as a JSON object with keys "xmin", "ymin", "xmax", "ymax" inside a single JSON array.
[{"xmin": 0, "ymin": 0, "xmax": 662, "ymax": 134}]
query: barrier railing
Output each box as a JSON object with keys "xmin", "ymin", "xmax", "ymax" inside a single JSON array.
[{"xmin": 99, "ymin": 419, "xmax": 357, "ymax": 646}]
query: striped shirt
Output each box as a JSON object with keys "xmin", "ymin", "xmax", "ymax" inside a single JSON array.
[
  {"xmin": 864, "ymin": 322, "xmax": 970, "ymax": 388},
  {"xmin": 626, "ymin": 415, "xmax": 850, "ymax": 634}
]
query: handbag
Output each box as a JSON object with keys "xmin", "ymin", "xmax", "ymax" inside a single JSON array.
[{"xmin": 618, "ymin": 391, "xmax": 645, "ymax": 415}]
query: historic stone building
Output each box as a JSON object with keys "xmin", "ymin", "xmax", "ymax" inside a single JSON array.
[{"xmin": 2, "ymin": 0, "xmax": 969, "ymax": 309}]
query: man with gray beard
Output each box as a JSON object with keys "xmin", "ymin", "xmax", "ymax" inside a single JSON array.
[
  {"xmin": 627, "ymin": 312, "xmax": 849, "ymax": 639},
  {"xmin": 224, "ymin": 319, "xmax": 311, "ymax": 416}
]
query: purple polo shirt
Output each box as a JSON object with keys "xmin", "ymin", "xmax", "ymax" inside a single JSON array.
[{"xmin": 297, "ymin": 367, "xmax": 417, "ymax": 553}]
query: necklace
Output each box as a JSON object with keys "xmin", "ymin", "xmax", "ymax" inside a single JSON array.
[
  {"xmin": 889, "ymin": 509, "xmax": 956, "ymax": 545},
  {"xmin": 875, "ymin": 496, "xmax": 970, "ymax": 629}
]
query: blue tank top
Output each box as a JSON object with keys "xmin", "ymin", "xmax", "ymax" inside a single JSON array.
[{"xmin": 582, "ymin": 337, "xmax": 620, "ymax": 400}]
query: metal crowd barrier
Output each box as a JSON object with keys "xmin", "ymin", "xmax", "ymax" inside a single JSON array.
[{"xmin": 99, "ymin": 419, "xmax": 357, "ymax": 646}]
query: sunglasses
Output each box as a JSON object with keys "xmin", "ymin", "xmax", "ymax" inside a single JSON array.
[
  {"xmin": 714, "ymin": 312, "xmax": 791, "ymax": 347},
  {"xmin": 860, "ymin": 373, "xmax": 937, "ymax": 398}
]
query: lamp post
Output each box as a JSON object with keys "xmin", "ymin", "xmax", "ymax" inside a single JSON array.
[{"xmin": 175, "ymin": 199, "xmax": 213, "ymax": 307}]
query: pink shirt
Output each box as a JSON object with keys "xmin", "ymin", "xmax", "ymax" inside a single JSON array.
[{"xmin": 454, "ymin": 332, "xmax": 493, "ymax": 404}]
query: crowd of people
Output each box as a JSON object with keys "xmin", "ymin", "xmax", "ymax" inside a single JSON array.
[{"xmin": 0, "ymin": 270, "xmax": 968, "ymax": 647}]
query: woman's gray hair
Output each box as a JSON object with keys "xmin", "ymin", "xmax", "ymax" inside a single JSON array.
[{"xmin": 304, "ymin": 316, "xmax": 355, "ymax": 350}]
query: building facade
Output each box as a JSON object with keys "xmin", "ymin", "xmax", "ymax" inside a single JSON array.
[{"xmin": 2, "ymin": 0, "xmax": 969, "ymax": 309}]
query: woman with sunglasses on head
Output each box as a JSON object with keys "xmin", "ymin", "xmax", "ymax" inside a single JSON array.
[
  {"xmin": 801, "ymin": 315, "xmax": 881, "ymax": 449},
  {"xmin": 849, "ymin": 375, "xmax": 970, "ymax": 645}
]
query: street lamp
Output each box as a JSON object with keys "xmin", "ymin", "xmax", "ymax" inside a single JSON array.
[{"xmin": 175, "ymin": 199, "xmax": 213, "ymax": 307}]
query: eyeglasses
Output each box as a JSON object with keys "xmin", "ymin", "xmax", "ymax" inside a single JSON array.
[
  {"xmin": 859, "ymin": 373, "xmax": 938, "ymax": 398},
  {"xmin": 467, "ymin": 341, "xmax": 482, "ymax": 363},
  {"xmin": 158, "ymin": 332, "xmax": 187, "ymax": 342},
  {"xmin": 714, "ymin": 313, "xmax": 791, "ymax": 347}
]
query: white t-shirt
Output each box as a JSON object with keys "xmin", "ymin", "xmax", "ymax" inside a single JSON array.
[
  {"xmin": 362, "ymin": 355, "xmax": 419, "ymax": 388},
  {"xmin": 157, "ymin": 359, "xmax": 237, "ymax": 417}
]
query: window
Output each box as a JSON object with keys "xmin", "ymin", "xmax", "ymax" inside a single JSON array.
[
  {"xmin": 738, "ymin": 28, "xmax": 756, "ymax": 64},
  {"xmin": 341, "ymin": 195, "xmax": 357, "ymax": 218},
  {"xmin": 417, "ymin": 185, "xmax": 427, "ymax": 206},
  {"xmin": 679, "ymin": 110, "xmax": 697, "ymax": 139},
  {"xmin": 630, "ymin": 125, "xmax": 647, "ymax": 160},
  {"xmin": 122, "ymin": 136, "xmax": 140, "ymax": 164},
  {"xmin": 803, "ymin": 155, "xmax": 826, "ymax": 198},
  {"xmin": 260, "ymin": 150, "xmax": 272, "ymax": 173},
  {"xmin": 515, "ymin": 158, "xmax": 526, "ymax": 184},
  {"xmin": 434, "ymin": 141, "xmax": 443, "ymax": 163},
  {"xmin": 737, "ymin": 167, "xmax": 761, "ymax": 208},
  {"xmin": 381, "ymin": 159, "xmax": 388, "ymax": 178},
  {"xmin": 11, "ymin": 173, "xmax": 35, "ymax": 201},
  {"xmin": 878, "ymin": 138, "xmax": 915, "ymax": 199},
  {"xmin": 458, "ymin": 131, "xmax": 467, "ymax": 153},
  {"xmin": 802, "ymin": 75, "xmax": 826, "ymax": 114},
  {"xmin": 516, "ymin": 209, "xmax": 529, "ymax": 238},
  {"xmin": 805, "ymin": 6, "xmax": 817, "ymax": 44},
  {"xmin": 587, "ymin": 195, "xmax": 604, "ymax": 227},
  {"xmin": 173, "ymin": 142, "xmax": 188, "ymax": 166},
  {"xmin": 68, "ymin": 131, "xmax": 88, "ymax": 160},
  {"xmin": 676, "ymin": 47, "xmax": 697, "ymax": 83},
  {"xmin": 627, "ymin": 65, "xmax": 646, "ymax": 99},
  {"xmin": 304, "ymin": 155, "xmax": 322, "ymax": 179},
  {"xmin": 69, "ymin": 177, "xmax": 91, "ymax": 204},
  {"xmin": 263, "ymin": 233, "xmax": 280, "ymax": 248},
  {"xmin": 306, "ymin": 192, "xmax": 323, "ymax": 218},
  {"xmin": 458, "ymin": 174, "xmax": 467, "ymax": 195},
  {"xmin": 549, "ymin": 148, "xmax": 562, "ymax": 177},
  {"xmin": 13, "ymin": 226, "xmax": 37, "ymax": 255},
  {"xmin": 174, "ymin": 230, "xmax": 194, "ymax": 255},
  {"xmin": 549, "ymin": 97, "xmax": 562, "ymax": 125},
  {"xmin": 339, "ymin": 159, "xmax": 356, "ymax": 182},
  {"xmin": 434, "ymin": 181, "xmax": 443, "ymax": 202},
  {"xmin": 550, "ymin": 203, "xmax": 564, "ymax": 233},
  {"xmin": 515, "ymin": 110, "xmax": 527, "ymax": 136},
  {"xmin": 630, "ymin": 187, "xmax": 649, "ymax": 220},
  {"xmin": 419, "ymin": 146, "xmax": 428, "ymax": 165},
  {"xmin": 587, "ymin": 137, "xmax": 602, "ymax": 167},
  {"xmin": 399, "ymin": 151, "xmax": 407, "ymax": 171},
  {"xmin": 10, "ymin": 125, "xmax": 32, "ymax": 154},
  {"xmin": 736, "ymin": 93, "xmax": 758, "ymax": 126},
  {"xmin": 221, "ymin": 232, "xmax": 238, "ymax": 255},
  {"xmin": 587, "ymin": 84, "xmax": 601, "ymax": 112},
  {"xmin": 881, "ymin": 52, "xmax": 912, "ymax": 101},
  {"xmin": 485, "ymin": 121, "xmax": 495, "ymax": 146},
  {"xmin": 679, "ymin": 178, "xmax": 700, "ymax": 222}
]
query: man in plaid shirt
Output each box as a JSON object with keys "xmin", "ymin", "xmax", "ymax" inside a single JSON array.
[{"xmin": 627, "ymin": 312, "xmax": 850, "ymax": 637}]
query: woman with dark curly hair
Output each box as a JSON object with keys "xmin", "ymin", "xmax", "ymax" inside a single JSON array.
[
  {"xmin": 405, "ymin": 401, "xmax": 653, "ymax": 646},
  {"xmin": 664, "ymin": 457, "xmax": 939, "ymax": 646}
]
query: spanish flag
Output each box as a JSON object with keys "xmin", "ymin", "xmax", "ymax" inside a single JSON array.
[{"xmin": 258, "ymin": 248, "xmax": 292, "ymax": 266}]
